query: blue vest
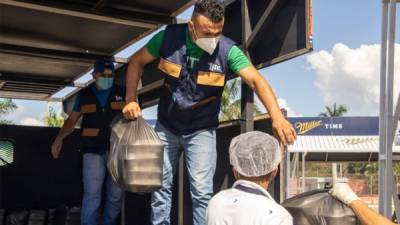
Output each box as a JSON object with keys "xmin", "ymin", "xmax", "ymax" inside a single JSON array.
[
  {"xmin": 157, "ymin": 24, "xmax": 235, "ymax": 134},
  {"xmin": 79, "ymin": 85, "xmax": 125, "ymax": 153}
]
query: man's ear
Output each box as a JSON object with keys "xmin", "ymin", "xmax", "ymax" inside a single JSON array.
[{"xmin": 188, "ymin": 20, "xmax": 194, "ymax": 31}]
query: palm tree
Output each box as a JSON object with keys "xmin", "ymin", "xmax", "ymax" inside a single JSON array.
[
  {"xmin": 44, "ymin": 106, "xmax": 64, "ymax": 127},
  {"xmin": 319, "ymin": 103, "xmax": 348, "ymax": 184},
  {"xmin": 219, "ymin": 79, "xmax": 262, "ymax": 122},
  {"xmin": 0, "ymin": 98, "xmax": 17, "ymax": 124},
  {"xmin": 319, "ymin": 103, "xmax": 348, "ymax": 117}
]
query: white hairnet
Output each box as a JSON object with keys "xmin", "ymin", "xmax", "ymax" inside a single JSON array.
[{"xmin": 229, "ymin": 131, "xmax": 281, "ymax": 177}]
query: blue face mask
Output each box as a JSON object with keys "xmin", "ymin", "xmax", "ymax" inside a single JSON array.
[{"xmin": 96, "ymin": 77, "xmax": 113, "ymax": 90}]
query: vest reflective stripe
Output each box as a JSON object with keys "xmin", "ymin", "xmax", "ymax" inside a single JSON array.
[
  {"xmin": 79, "ymin": 85, "xmax": 125, "ymax": 151},
  {"xmin": 110, "ymin": 101, "xmax": 125, "ymax": 110},
  {"xmin": 81, "ymin": 104, "xmax": 96, "ymax": 113},
  {"xmin": 158, "ymin": 24, "xmax": 235, "ymax": 134},
  {"xmin": 158, "ymin": 58, "xmax": 181, "ymax": 78},
  {"xmin": 81, "ymin": 128, "xmax": 100, "ymax": 137},
  {"xmin": 197, "ymin": 71, "xmax": 225, "ymax": 86}
]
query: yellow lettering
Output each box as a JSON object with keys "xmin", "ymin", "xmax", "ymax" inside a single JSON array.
[{"xmin": 295, "ymin": 120, "xmax": 323, "ymax": 134}]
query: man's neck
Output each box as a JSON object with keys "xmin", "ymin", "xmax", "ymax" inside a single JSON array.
[
  {"xmin": 187, "ymin": 23, "xmax": 196, "ymax": 44},
  {"xmin": 254, "ymin": 180, "xmax": 270, "ymax": 190}
]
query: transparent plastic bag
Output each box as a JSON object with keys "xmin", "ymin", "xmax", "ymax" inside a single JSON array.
[{"xmin": 108, "ymin": 115, "xmax": 164, "ymax": 193}]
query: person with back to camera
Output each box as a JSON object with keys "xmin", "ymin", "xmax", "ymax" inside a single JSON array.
[{"xmin": 207, "ymin": 131, "xmax": 293, "ymax": 225}]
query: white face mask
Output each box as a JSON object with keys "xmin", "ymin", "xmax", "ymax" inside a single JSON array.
[
  {"xmin": 195, "ymin": 37, "xmax": 220, "ymax": 55},
  {"xmin": 192, "ymin": 25, "xmax": 220, "ymax": 55}
]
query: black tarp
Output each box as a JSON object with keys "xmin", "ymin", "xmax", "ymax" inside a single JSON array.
[{"xmin": 0, "ymin": 118, "xmax": 274, "ymax": 225}]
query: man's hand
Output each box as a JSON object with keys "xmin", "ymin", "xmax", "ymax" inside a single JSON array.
[
  {"xmin": 330, "ymin": 183, "xmax": 360, "ymax": 206},
  {"xmin": 236, "ymin": 66, "xmax": 297, "ymax": 145},
  {"xmin": 124, "ymin": 47, "xmax": 156, "ymax": 119},
  {"xmin": 272, "ymin": 116, "xmax": 296, "ymax": 145},
  {"xmin": 122, "ymin": 101, "xmax": 142, "ymax": 119},
  {"xmin": 51, "ymin": 138, "xmax": 63, "ymax": 159},
  {"xmin": 50, "ymin": 111, "xmax": 81, "ymax": 159}
]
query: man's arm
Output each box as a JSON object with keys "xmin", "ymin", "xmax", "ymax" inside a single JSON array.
[
  {"xmin": 123, "ymin": 47, "xmax": 157, "ymax": 119},
  {"xmin": 51, "ymin": 112, "xmax": 81, "ymax": 158},
  {"xmin": 236, "ymin": 66, "xmax": 296, "ymax": 145},
  {"xmin": 350, "ymin": 200, "xmax": 396, "ymax": 225},
  {"xmin": 330, "ymin": 183, "xmax": 396, "ymax": 225}
]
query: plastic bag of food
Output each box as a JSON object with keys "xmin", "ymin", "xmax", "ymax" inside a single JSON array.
[
  {"xmin": 282, "ymin": 189, "xmax": 361, "ymax": 225},
  {"xmin": 108, "ymin": 115, "xmax": 164, "ymax": 193}
]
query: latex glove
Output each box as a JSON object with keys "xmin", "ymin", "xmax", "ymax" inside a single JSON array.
[{"xmin": 329, "ymin": 183, "xmax": 360, "ymax": 206}]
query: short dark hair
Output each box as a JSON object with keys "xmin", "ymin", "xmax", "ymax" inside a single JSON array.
[{"xmin": 193, "ymin": 0, "xmax": 225, "ymax": 23}]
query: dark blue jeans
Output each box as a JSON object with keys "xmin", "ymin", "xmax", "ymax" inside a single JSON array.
[{"xmin": 80, "ymin": 152, "xmax": 122, "ymax": 225}]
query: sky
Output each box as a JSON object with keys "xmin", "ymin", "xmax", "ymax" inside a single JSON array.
[{"xmin": 3, "ymin": 0, "xmax": 400, "ymax": 126}]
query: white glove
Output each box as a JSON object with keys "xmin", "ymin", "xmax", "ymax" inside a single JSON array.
[{"xmin": 329, "ymin": 183, "xmax": 360, "ymax": 206}]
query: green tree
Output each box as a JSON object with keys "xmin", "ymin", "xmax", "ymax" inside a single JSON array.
[
  {"xmin": 304, "ymin": 162, "xmax": 332, "ymax": 177},
  {"xmin": 219, "ymin": 79, "xmax": 262, "ymax": 121},
  {"xmin": 319, "ymin": 103, "xmax": 348, "ymax": 117},
  {"xmin": 45, "ymin": 106, "xmax": 64, "ymax": 127},
  {"xmin": 319, "ymin": 103, "xmax": 348, "ymax": 183},
  {"xmin": 0, "ymin": 98, "xmax": 17, "ymax": 124}
]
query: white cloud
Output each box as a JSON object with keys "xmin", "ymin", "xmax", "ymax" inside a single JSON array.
[
  {"xmin": 255, "ymin": 96, "xmax": 302, "ymax": 117},
  {"xmin": 277, "ymin": 98, "xmax": 303, "ymax": 117},
  {"xmin": 2, "ymin": 100, "xmax": 64, "ymax": 126},
  {"xmin": 19, "ymin": 117, "xmax": 44, "ymax": 126},
  {"xmin": 4, "ymin": 103, "xmax": 25, "ymax": 122},
  {"xmin": 47, "ymin": 101, "xmax": 62, "ymax": 111},
  {"xmin": 41, "ymin": 101, "xmax": 63, "ymax": 119},
  {"xmin": 307, "ymin": 43, "xmax": 400, "ymax": 116}
]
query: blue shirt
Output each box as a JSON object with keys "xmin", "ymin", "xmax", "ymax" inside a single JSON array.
[{"xmin": 73, "ymin": 84, "xmax": 112, "ymax": 112}]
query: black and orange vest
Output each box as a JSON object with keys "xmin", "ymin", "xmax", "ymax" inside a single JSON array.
[
  {"xmin": 79, "ymin": 85, "xmax": 125, "ymax": 152},
  {"xmin": 157, "ymin": 24, "xmax": 235, "ymax": 135}
]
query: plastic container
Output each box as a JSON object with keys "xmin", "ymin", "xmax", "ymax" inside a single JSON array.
[
  {"xmin": 123, "ymin": 144, "xmax": 163, "ymax": 192},
  {"xmin": 109, "ymin": 116, "xmax": 164, "ymax": 193}
]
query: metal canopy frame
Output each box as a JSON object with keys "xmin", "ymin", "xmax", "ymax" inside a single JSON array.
[
  {"xmin": 0, "ymin": 0, "xmax": 194, "ymax": 100},
  {"xmin": 0, "ymin": 43, "xmax": 109, "ymax": 63},
  {"xmin": 0, "ymin": 0, "xmax": 160, "ymax": 29},
  {"xmin": 244, "ymin": 0, "xmax": 284, "ymax": 50},
  {"xmin": 240, "ymin": 0, "xmax": 255, "ymax": 133},
  {"xmin": 379, "ymin": 0, "xmax": 400, "ymax": 219}
]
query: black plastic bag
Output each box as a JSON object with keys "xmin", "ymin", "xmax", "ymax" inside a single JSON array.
[{"xmin": 282, "ymin": 189, "xmax": 361, "ymax": 225}]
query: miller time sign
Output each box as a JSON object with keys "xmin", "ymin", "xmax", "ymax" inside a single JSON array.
[
  {"xmin": 288, "ymin": 117, "xmax": 379, "ymax": 136},
  {"xmin": 294, "ymin": 120, "xmax": 344, "ymax": 135}
]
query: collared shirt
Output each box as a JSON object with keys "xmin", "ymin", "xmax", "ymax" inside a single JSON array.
[
  {"xmin": 206, "ymin": 180, "xmax": 293, "ymax": 225},
  {"xmin": 73, "ymin": 84, "xmax": 112, "ymax": 112},
  {"xmin": 145, "ymin": 27, "xmax": 251, "ymax": 73}
]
